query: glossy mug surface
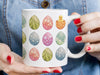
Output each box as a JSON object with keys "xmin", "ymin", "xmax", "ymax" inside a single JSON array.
[{"xmin": 22, "ymin": 9, "xmax": 86, "ymax": 67}]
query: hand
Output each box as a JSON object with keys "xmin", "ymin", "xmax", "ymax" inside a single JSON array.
[
  {"xmin": 73, "ymin": 12, "xmax": 100, "ymax": 60},
  {"xmin": 0, "ymin": 43, "xmax": 62, "ymax": 75}
]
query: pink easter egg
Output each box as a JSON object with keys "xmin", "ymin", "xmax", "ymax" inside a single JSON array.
[
  {"xmin": 43, "ymin": 15, "xmax": 53, "ymax": 30},
  {"xmin": 29, "ymin": 48, "xmax": 40, "ymax": 61},
  {"xmin": 42, "ymin": 32, "xmax": 53, "ymax": 46}
]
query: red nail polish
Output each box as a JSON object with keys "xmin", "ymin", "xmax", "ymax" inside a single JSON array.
[
  {"xmin": 87, "ymin": 46, "xmax": 91, "ymax": 51},
  {"xmin": 75, "ymin": 36, "xmax": 82, "ymax": 42},
  {"xmin": 7, "ymin": 56, "xmax": 11, "ymax": 64},
  {"xmin": 42, "ymin": 71, "xmax": 49, "ymax": 73},
  {"xmin": 74, "ymin": 18, "xmax": 81, "ymax": 24},
  {"xmin": 53, "ymin": 70, "xmax": 61, "ymax": 73},
  {"xmin": 77, "ymin": 27, "xmax": 82, "ymax": 33}
]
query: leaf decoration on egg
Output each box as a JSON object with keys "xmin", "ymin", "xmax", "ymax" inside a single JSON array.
[
  {"xmin": 22, "ymin": 31, "xmax": 26, "ymax": 44},
  {"xmin": 29, "ymin": 15, "xmax": 40, "ymax": 30},
  {"xmin": 42, "ymin": 48, "xmax": 53, "ymax": 61}
]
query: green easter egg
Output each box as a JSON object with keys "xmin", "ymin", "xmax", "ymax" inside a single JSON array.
[
  {"xmin": 22, "ymin": 31, "xmax": 26, "ymax": 44},
  {"xmin": 22, "ymin": 48, "xmax": 26, "ymax": 59},
  {"xmin": 29, "ymin": 15, "xmax": 40, "ymax": 30},
  {"xmin": 42, "ymin": 48, "xmax": 53, "ymax": 62},
  {"xmin": 56, "ymin": 31, "xmax": 66, "ymax": 45},
  {"xmin": 22, "ymin": 15, "xmax": 26, "ymax": 28}
]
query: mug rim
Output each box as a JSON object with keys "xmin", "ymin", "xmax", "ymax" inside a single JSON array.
[{"xmin": 22, "ymin": 9, "xmax": 68, "ymax": 12}]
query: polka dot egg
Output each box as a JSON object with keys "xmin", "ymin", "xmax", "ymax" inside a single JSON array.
[
  {"xmin": 42, "ymin": 32, "xmax": 53, "ymax": 46},
  {"xmin": 43, "ymin": 15, "xmax": 53, "ymax": 30},
  {"xmin": 29, "ymin": 32, "xmax": 40, "ymax": 46},
  {"xmin": 56, "ymin": 47, "xmax": 66, "ymax": 61},
  {"xmin": 29, "ymin": 48, "xmax": 40, "ymax": 61}
]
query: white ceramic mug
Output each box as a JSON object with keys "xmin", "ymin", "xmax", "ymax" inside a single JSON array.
[{"xmin": 22, "ymin": 9, "xmax": 87, "ymax": 67}]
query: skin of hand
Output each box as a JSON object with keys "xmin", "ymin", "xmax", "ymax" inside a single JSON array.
[
  {"xmin": 73, "ymin": 12, "xmax": 100, "ymax": 60},
  {"xmin": 0, "ymin": 43, "xmax": 62, "ymax": 75}
]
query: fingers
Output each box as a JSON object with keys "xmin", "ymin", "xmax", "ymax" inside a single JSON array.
[
  {"xmin": 77, "ymin": 18, "xmax": 100, "ymax": 34},
  {"xmin": 73, "ymin": 12, "xmax": 100, "ymax": 60},
  {"xmin": 73, "ymin": 12, "xmax": 100, "ymax": 43},
  {"xmin": 9, "ymin": 72, "xmax": 41, "ymax": 75},
  {"xmin": 50, "ymin": 66, "xmax": 62, "ymax": 73},
  {"xmin": 4, "ymin": 62, "xmax": 51, "ymax": 74},
  {"xmin": 85, "ymin": 43, "xmax": 100, "ymax": 52},
  {"xmin": 0, "ymin": 59, "xmax": 9, "ymax": 70},
  {"xmin": 75, "ymin": 31, "xmax": 100, "ymax": 43},
  {"xmin": 0, "ymin": 43, "xmax": 14, "ymax": 64},
  {"xmin": 74, "ymin": 12, "xmax": 100, "ymax": 25},
  {"xmin": 11, "ymin": 52, "xmax": 23, "ymax": 63},
  {"xmin": 4, "ymin": 61, "xmax": 62, "ymax": 74}
]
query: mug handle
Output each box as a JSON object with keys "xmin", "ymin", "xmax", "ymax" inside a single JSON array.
[{"xmin": 67, "ymin": 15, "xmax": 90, "ymax": 58}]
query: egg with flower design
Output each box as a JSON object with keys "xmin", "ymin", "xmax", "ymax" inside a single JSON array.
[
  {"xmin": 56, "ymin": 31, "xmax": 66, "ymax": 45},
  {"xmin": 29, "ymin": 15, "xmax": 40, "ymax": 30},
  {"xmin": 56, "ymin": 47, "xmax": 66, "ymax": 61},
  {"xmin": 29, "ymin": 32, "xmax": 40, "ymax": 46},
  {"xmin": 29, "ymin": 48, "xmax": 40, "ymax": 61},
  {"xmin": 43, "ymin": 15, "xmax": 53, "ymax": 30},
  {"xmin": 42, "ymin": 32, "xmax": 53, "ymax": 46}
]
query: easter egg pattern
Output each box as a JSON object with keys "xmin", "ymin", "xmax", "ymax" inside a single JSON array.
[
  {"xmin": 22, "ymin": 31, "xmax": 26, "ymax": 44},
  {"xmin": 56, "ymin": 47, "xmax": 66, "ymax": 61},
  {"xmin": 42, "ymin": 48, "xmax": 53, "ymax": 61},
  {"xmin": 42, "ymin": 32, "xmax": 53, "ymax": 46},
  {"xmin": 56, "ymin": 31, "xmax": 66, "ymax": 45},
  {"xmin": 29, "ymin": 48, "xmax": 40, "ymax": 61},
  {"xmin": 43, "ymin": 16, "xmax": 53, "ymax": 30},
  {"xmin": 23, "ymin": 15, "xmax": 67, "ymax": 62},
  {"xmin": 29, "ymin": 32, "xmax": 40, "ymax": 46},
  {"xmin": 29, "ymin": 15, "xmax": 40, "ymax": 30},
  {"xmin": 22, "ymin": 15, "xmax": 26, "ymax": 28}
]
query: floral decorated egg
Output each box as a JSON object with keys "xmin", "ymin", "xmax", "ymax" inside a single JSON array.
[
  {"xmin": 42, "ymin": 48, "xmax": 53, "ymax": 61},
  {"xmin": 42, "ymin": 32, "xmax": 53, "ymax": 46},
  {"xmin": 29, "ymin": 15, "xmax": 40, "ymax": 30},
  {"xmin": 56, "ymin": 31, "xmax": 66, "ymax": 45},
  {"xmin": 22, "ymin": 31, "xmax": 26, "ymax": 44},
  {"xmin": 43, "ymin": 15, "xmax": 53, "ymax": 30},
  {"xmin": 29, "ymin": 48, "xmax": 40, "ymax": 61},
  {"xmin": 29, "ymin": 32, "xmax": 40, "ymax": 46},
  {"xmin": 56, "ymin": 47, "xmax": 66, "ymax": 61}
]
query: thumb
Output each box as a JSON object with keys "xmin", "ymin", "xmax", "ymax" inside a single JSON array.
[{"xmin": 0, "ymin": 43, "xmax": 14, "ymax": 64}]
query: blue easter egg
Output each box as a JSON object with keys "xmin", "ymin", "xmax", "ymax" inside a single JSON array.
[
  {"xmin": 56, "ymin": 47, "xmax": 66, "ymax": 61},
  {"xmin": 29, "ymin": 32, "xmax": 40, "ymax": 46}
]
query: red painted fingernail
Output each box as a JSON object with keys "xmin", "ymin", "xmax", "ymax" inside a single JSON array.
[
  {"xmin": 74, "ymin": 18, "xmax": 81, "ymax": 24},
  {"xmin": 77, "ymin": 27, "xmax": 82, "ymax": 33},
  {"xmin": 53, "ymin": 70, "xmax": 61, "ymax": 73},
  {"xmin": 7, "ymin": 56, "xmax": 11, "ymax": 64},
  {"xmin": 75, "ymin": 36, "xmax": 82, "ymax": 42},
  {"xmin": 87, "ymin": 46, "xmax": 91, "ymax": 51},
  {"xmin": 42, "ymin": 71, "xmax": 49, "ymax": 73}
]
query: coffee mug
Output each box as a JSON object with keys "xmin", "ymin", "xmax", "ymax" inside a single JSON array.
[{"xmin": 22, "ymin": 9, "xmax": 87, "ymax": 67}]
